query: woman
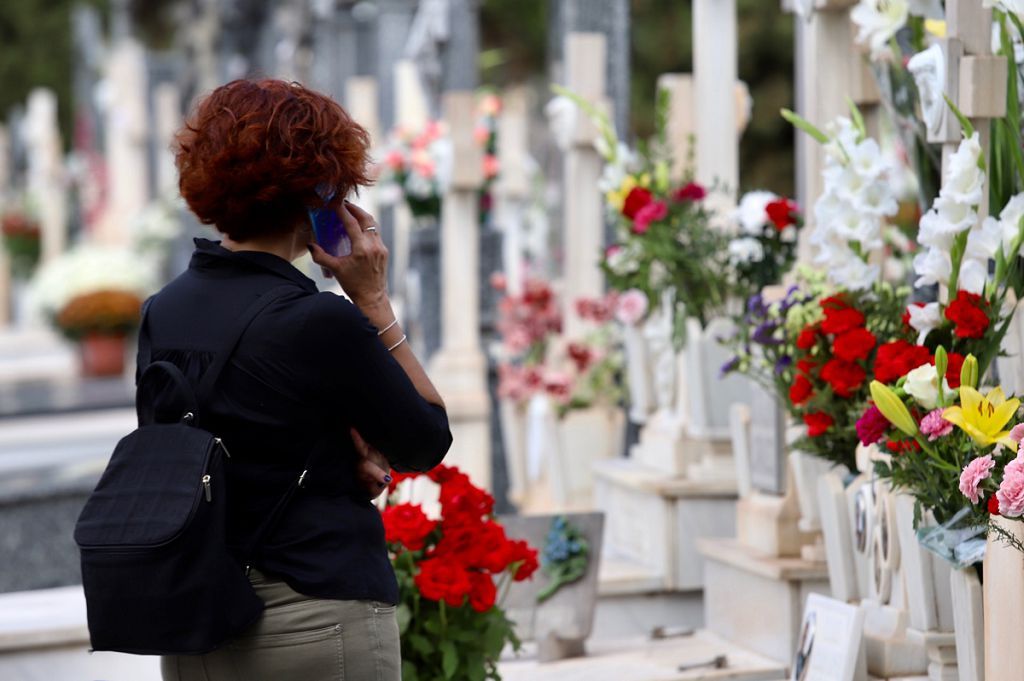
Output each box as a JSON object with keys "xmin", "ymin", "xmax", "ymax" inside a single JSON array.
[{"xmin": 151, "ymin": 79, "xmax": 452, "ymax": 680}]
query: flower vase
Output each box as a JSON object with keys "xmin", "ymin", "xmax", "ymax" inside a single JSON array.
[
  {"xmin": 621, "ymin": 320, "xmax": 654, "ymax": 426},
  {"xmin": 983, "ymin": 516, "xmax": 1024, "ymax": 680},
  {"xmin": 79, "ymin": 332, "xmax": 127, "ymax": 377},
  {"xmin": 551, "ymin": 405, "xmax": 625, "ymax": 509}
]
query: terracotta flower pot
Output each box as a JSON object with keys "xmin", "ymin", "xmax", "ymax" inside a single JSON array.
[{"xmin": 79, "ymin": 332, "xmax": 127, "ymax": 377}]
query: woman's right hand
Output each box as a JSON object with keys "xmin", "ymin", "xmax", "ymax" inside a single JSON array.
[{"xmin": 308, "ymin": 201, "xmax": 390, "ymax": 312}]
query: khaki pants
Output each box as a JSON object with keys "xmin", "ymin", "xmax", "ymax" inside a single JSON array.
[{"xmin": 161, "ymin": 570, "xmax": 401, "ymax": 681}]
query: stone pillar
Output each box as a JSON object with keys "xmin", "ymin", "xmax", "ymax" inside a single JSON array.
[
  {"xmin": 693, "ymin": 0, "xmax": 738, "ymax": 205},
  {"xmin": 97, "ymin": 38, "xmax": 150, "ymax": 246},
  {"xmin": 561, "ymin": 33, "xmax": 608, "ymax": 339},
  {"xmin": 23, "ymin": 89, "xmax": 66, "ymax": 265},
  {"xmin": 376, "ymin": 0, "xmax": 419, "ymax": 131},
  {"xmin": 495, "ymin": 87, "xmax": 530, "ymax": 296}
]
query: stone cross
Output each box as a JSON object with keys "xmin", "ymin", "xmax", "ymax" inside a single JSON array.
[
  {"xmin": 693, "ymin": 0, "xmax": 739, "ymax": 205},
  {"xmin": 560, "ymin": 32, "xmax": 609, "ymax": 340},
  {"xmin": 23, "ymin": 89, "xmax": 67, "ymax": 265},
  {"xmin": 428, "ymin": 0, "xmax": 492, "ymax": 489}
]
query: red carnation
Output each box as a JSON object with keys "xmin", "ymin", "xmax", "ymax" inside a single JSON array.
[
  {"xmin": 381, "ymin": 503, "xmax": 437, "ymax": 551},
  {"xmin": 672, "ymin": 182, "xmax": 707, "ymax": 202},
  {"xmin": 832, "ymin": 327, "xmax": 877, "ymax": 362},
  {"xmin": 439, "ymin": 476, "xmax": 495, "ymax": 526},
  {"xmin": 820, "ymin": 297, "xmax": 865, "ymax": 335},
  {"xmin": 765, "ymin": 198, "xmax": 798, "ymax": 230},
  {"xmin": 468, "ymin": 572, "xmax": 498, "ymax": 613},
  {"xmin": 789, "ymin": 374, "xmax": 814, "ymax": 405},
  {"xmin": 414, "ymin": 558, "xmax": 472, "ymax": 607},
  {"xmin": 873, "ymin": 340, "xmax": 932, "ymax": 384},
  {"xmin": 945, "ymin": 290, "xmax": 990, "ymax": 339},
  {"xmin": 796, "ymin": 327, "xmax": 818, "ymax": 350},
  {"xmin": 796, "ymin": 358, "xmax": 818, "ymax": 376},
  {"xmin": 820, "ymin": 359, "xmax": 866, "ymax": 398},
  {"xmin": 804, "ymin": 411, "xmax": 834, "ymax": 437},
  {"xmin": 568, "ymin": 342, "xmax": 594, "ymax": 372},
  {"xmin": 506, "ymin": 539, "xmax": 540, "ymax": 581},
  {"xmin": 988, "ymin": 495, "xmax": 1001, "ymax": 515},
  {"xmin": 622, "ymin": 186, "xmax": 654, "ymax": 219},
  {"xmin": 945, "ymin": 352, "xmax": 965, "ymax": 389}
]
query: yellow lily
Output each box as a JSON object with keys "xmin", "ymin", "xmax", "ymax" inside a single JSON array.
[{"xmin": 943, "ymin": 387, "xmax": 1021, "ymax": 448}]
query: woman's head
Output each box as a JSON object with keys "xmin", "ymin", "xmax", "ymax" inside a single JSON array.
[{"xmin": 175, "ymin": 79, "xmax": 371, "ymax": 241}]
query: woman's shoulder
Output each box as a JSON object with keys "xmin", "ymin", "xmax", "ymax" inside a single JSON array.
[{"xmin": 300, "ymin": 291, "xmax": 375, "ymax": 337}]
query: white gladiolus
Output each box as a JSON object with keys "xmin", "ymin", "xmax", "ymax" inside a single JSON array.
[
  {"xmin": 965, "ymin": 216, "xmax": 1003, "ymax": 261},
  {"xmin": 851, "ymin": 0, "xmax": 909, "ymax": 58},
  {"xmin": 918, "ymin": 196, "xmax": 977, "ymax": 248},
  {"xmin": 913, "ymin": 247, "xmax": 953, "ymax": 288},
  {"xmin": 832, "ymin": 256, "xmax": 880, "ymax": 291},
  {"xmin": 958, "ymin": 258, "xmax": 989, "ymax": 295},
  {"xmin": 848, "ymin": 138, "xmax": 888, "ymax": 180},
  {"xmin": 985, "ymin": 0, "xmax": 1024, "ymax": 17},
  {"xmin": 991, "ymin": 193, "xmax": 1024, "ymax": 255},
  {"xmin": 907, "ymin": 302, "xmax": 942, "ymax": 344},
  {"xmin": 942, "ymin": 132, "xmax": 985, "ymax": 205}
]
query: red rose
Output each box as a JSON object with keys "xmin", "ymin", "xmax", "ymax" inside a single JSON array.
[
  {"xmin": 873, "ymin": 340, "xmax": 932, "ymax": 384},
  {"xmin": 945, "ymin": 352, "xmax": 965, "ymax": 389},
  {"xmin": 789, "ymin": 374, "xmax": 814, "ymax": 405},
  {"xmin": 672, "ymin": 182, "xmax": 707, "ymax": 202},
  {"xmin": 765, "ymin": 198, "xmax": 797, "ymax": 230},
  {"xmin": 832, "ymin": 327, "xmax": 877, "ymax": 362},
  {"xmin": 804, "ymin": 411, "xmax": 834, "ymax": 437},
  {"xmin": 820, "ymin": 297, "xmax": 865, "ymax": 335},
  {"xmin": 622, "ymin": 187, "xmax": 653, "ymax": 219},
  {"xmin": 945, "ymin": 290, "xmax": 990, "ymax": 339},
  {"xmin": 820, "ymin": 359, "xmax": 866, "ymax": 398},
  {"xmin": 988, "ymin": 495, "xmax": 1001, "ymax": 515},
  {"xmin": 381, "ymin": 503, "xmax": 437, "ymax": 551},
  {"xmin": 796, "ymin": 327, "xmax": 818, "ymax": 350},
  {"xmin": 796, "ymin": 358, "xmax": 818, "ymax": 376},
  {"xmin": 885, "ymin": 439, "xmax": 920, "ymax": 454},
  {"xmin": 414, "ymin": 558, "xmax": 472, "ymax": 607},
  {"xmin": 468, "ymin": 572, "xmax": 497, "ymax": 612},
  {"xmin": 506, "ymin": 539, "xmax": 539, "ymax": 581}
]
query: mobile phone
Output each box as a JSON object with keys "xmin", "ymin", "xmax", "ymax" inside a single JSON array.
[{"xmin": 308, "ymin": 204, "xmax": 352, "ymax": 258}]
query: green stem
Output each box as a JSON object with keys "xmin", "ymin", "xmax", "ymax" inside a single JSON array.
[{"xmin": 439, "ymin": 599, "xmax": 447, "ymax": 636}]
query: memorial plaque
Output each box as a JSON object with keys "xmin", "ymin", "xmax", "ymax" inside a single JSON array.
[
  {"xmin": 791, "ymin": 594, "xmax": 866, "ymax": 681},
  {"xmin": 749, "ymin": 380, "xmax": 787, "ymax": 495}
]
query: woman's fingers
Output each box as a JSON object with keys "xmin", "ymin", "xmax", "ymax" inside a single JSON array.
[
  {"xmin": 344, "ymin": 200, "xmax": 377, "ymax": 231},
  {"xmin": 337, "ymin": 202, "xmax": 366, "ymax": 247}
]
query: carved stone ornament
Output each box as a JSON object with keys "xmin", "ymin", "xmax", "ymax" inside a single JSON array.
[{"xmin": 907, "ymin": 43, "xmax": 947, "ymax": 139}]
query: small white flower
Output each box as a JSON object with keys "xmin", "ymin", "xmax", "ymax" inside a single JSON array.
[
  {"xmin": 734, "ymin": 190, "xmax": 778, "ymax": 235},
  {"xmin": 904, "ymin": 362, "xmax": 949, "ymax": 410},
  {"xmin": 942, "ymin": 132, "xmax": 985, "ymax": 206},
  {"xmin": 780, "ymin": 225, "xmax": 798, "ymax": 243},
  {"xmin": 851, "ymin": 0, "xmax": 909, "ymax": 58},
  {"xmin": 913, "ymin": 247, "xmax": 953, "ymax": 288},
  {"xmin": 856, "ymin": 179, "xmax": 900, "ymax": 217},
  {"xmin": 994, "ymin": 193, "xmax": 1024, "ymax": 255},
  {"xmin": 728, "ymin": 237, "xmax": 765, "ymax": 265},
  {"xmin": 907, "ymin": 302, "xmax": 942, "ymax": 344}
]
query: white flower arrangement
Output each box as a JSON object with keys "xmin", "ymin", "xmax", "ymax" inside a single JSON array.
[
  {"xmin": 30, "ymin": 244, "xmax": 159, "ymax": 320},
  {"xmin": 851, "ymin": 0, "xmax": 944, "ymax": 60}
]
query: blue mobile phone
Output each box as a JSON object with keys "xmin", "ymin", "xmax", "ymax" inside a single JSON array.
[{"xmin": 308, "ymin": 204, "xmax": 352, "ymax": 258}]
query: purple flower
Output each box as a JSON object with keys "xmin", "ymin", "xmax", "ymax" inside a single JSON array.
[
  {"xmin": 774, "ymin": 355, "xmax": 792, "ymax": 374},
  {"xmin": 752, "ymin": 321, "xmax": 782, "ymax": 346},
  {"xmin": 720, "ymin": 356, "xmax": 741, "ymax": 377},
  {"xmin": 856, "ymin": 405, "xmax": 889, "ymax": 446},
  {"xmin": 747, "ymin": 294, "xmax": 767, "ymax": 317}
]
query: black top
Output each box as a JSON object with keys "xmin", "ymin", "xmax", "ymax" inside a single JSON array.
[{"xmin": 138, "ymin": 238, "xmax": 452, "ymax": 604}]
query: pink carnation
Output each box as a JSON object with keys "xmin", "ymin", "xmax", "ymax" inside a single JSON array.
[
  {"xmin": 1010, "ymin": 423, "xmax": 1024, "ymax": 443},
  {"xmin": 855, "ymin": 406, "xmax": 888, "ymax": 446},
  {"xmin": 959, "ymin": 454, "xmax": 995, "ymax": 504},
  {"xmin": 1006, "ymin": 454, "xmax": 1024, "ymax": 478},
  {"xmin": 615, "ymin": 289, "xmax": 649, "ymax": 326},
  {"xmin": 920, "ymin": 409, "xmax": 954, "ymax": 441},
  {"xmin": 632, "ymin": 200, "xmax": 668, "ymax": 235},
  {"xmin": 998, "ymin": 468, "xmax": 1024, "ymax": 517}
]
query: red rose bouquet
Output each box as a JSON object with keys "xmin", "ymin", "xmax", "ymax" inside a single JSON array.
[{"xmin": 382, "ymin": 465, "xmax": 539, "ymax": 681}]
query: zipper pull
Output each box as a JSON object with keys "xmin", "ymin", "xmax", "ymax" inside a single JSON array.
[
  {"xmin": 214, "ymin": 437, "xmax": 231, "ymax": 458},
  {"xmin": 202, "ymin": 474, "xmax": 212, "ymax": 502}
]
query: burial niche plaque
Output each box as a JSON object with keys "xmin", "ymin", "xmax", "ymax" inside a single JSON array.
[{"xmin": 749, "ymin": 380, "xmax": 787, "ymax": 495}]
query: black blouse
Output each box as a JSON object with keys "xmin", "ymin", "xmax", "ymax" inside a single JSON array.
[{"xmin": 138, "ymin": 238, "xmax": 452, "ymax": 604}]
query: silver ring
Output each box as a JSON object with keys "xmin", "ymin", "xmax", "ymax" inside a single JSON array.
[{"xmin": 364, "ymin": 225, "xmax": 378, "ymax": 233}]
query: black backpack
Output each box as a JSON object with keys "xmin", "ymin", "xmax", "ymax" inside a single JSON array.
[{"xmin": 74, "ymin": 284, "xmax": 316, "ymax": 655}]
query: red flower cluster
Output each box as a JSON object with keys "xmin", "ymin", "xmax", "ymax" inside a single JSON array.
[
  {"xmin": 945, "ymin": 290, "xmax": 990, "ymax": 339},
  {"xmin": 383, "ymin": 465, "xmax": 539, "ymax": 613},
  {"xmin": 873, "ymin": 340, "xmax": 932, "ymax": 384},
  {"xmin": 622, "ymin": 187, "xmax": 653, "ymax": 219},
  {"xmin": 793, "ymin": 296, "xmax": 876, "ymax": 406},
  {"xmin": 672, "ymin": 182, "xmax": 707, "ymax": 203},
  {"xmin": 765, "ymin": 198, "xmax": 798, "ymax": 230},
  {"xmin": 804, "ymin": 411, "xmax": 834, "ymax": 437}
]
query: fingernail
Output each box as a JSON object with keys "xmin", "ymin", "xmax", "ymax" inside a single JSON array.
[{"xmin": 384, "ymin": 475, "xmax": 393, "ymax": 483}]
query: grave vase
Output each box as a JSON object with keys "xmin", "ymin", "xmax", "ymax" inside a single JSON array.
[
  {"xmin": 79, "ymin": 331, "xmax": 127, "ymax": 377},
  {"xmin": 552, "ymin": 404, "xmax": 625, "ymax": 508},
  {"xmin": 621, "ymin": 319, "xmax": 654, "ymax": 426},
  {"xmin": 983, "ymin": 516, "xmax": 1024, "ymax": 680},
  {"xmin": 950, "ymin": 566, "xmax": 984, "ymax": 681}
]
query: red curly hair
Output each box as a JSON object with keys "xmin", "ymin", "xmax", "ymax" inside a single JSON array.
[{"xmin": 175, "ymin": 79, "xmax": 372, "ymax": 240}]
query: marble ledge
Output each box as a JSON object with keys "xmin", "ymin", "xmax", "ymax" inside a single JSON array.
[
  {"xmin": 594, "ymin": 459, "xmax": 738, "ymax": 499},
  {"xmin": 0, "ymin": 586, "xmax": 90, "ymax": 652},
  {"xmin": 695, "ymin": 538, "xmax": 829, "ymax": 583}
]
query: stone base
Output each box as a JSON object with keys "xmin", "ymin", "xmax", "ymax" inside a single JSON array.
[
  {"xmin": 632, "ymin": 417, "xmax": 734, "ymax": 481},
  {"xmin": 594, "ymin": 459, "xmax": 737, "ymax": 591},
  {"xmin": 861, "ymin": 602, "xmax": 929, "ymax": 678},
  {"xmin": 697, "ymin": 537, "xmax": 830, "ymax": 664},
  {"xmin": 907, "ymin": 629, "xmax": 957, "ymax": 681},
  {"xmin": 736, "ymin": 492, "xmax": 817, "ymax": 559}
]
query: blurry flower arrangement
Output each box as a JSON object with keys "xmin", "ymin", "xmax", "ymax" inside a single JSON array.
[
  {"xmin": 380, "ymin": 92, "xmax": 501, "ymax": 223},
  {"xmin": 1, "ymin": 205, "xmax": 41, "ymax": 280},
  {"xmin": 728, "ymin": 190, "xmax": 803, "ymax": 302},
  {"xmin": 493, "ymin": 275, "xmax": 624, "ymax": 418},
  {"xmin": 382, "ymin": 464, "xmax": 538, "ymax": 681},
  {"xmin": 30, "ymin": 245, "xmax": 158, "ymax": 340}
]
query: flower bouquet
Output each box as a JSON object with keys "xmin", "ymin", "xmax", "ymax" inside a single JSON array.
[
  {"xmin": 382, "ymin": 465, "xmax": 538, "ymax": 681},
  {"xmin": 1, "ymin": 209, "xmax": 42, "ymax": 280},
  {"xmin": 728, "ymin": 190, "xmax": 803, "ymax": 303}
]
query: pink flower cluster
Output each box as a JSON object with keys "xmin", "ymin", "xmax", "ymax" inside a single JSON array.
[
  {"xmin": 958, "ymin": 425, "xmax": 1024, "ymax": 516},
  {"xmin": 575, "ymin": 292, "xmax": 618, "ymax": 324},
  {"xmin": 997, "ymin": 453, "xmax": 1024, "ymax": 517},
  {"xmin": 495, "ymin": 278, "xmax": 562, "ymax": 356},
  {"xmin": 920, "ymin": 409, "xmax": 954, "ymax": 441}
]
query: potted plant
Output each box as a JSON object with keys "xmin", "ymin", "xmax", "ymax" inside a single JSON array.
[
  {"xmin": 383, "ymin": 464, "xmax": 539, "ymax": 681},
  {"xmin": 31, "ymin": 245, "xmax": 157, "ymax": 376}
]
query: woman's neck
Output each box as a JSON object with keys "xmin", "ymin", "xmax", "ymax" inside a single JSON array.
[{"xmin": 221, "ymin": 225, "xmax": 310, "ymax": 262}]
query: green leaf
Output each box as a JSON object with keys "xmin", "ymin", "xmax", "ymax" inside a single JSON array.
[
  {"xmin": 441, "ymin": 640, "xmax": 459, "ymax": 680},
  {"xmin": 467, "ymin": 655, "xmax": 486, "ymax": 681},
  {"xmin": 423, "ymin": 618, "xmax": 442, "ymax": 635},
  {"xmin": 397, "ymin": 603, "xmax": 412, "ymax": 635},
  {"xmin": 943, "ymin": 94, "xmax": 975, "ymax": 140},
  {"xmin": 847, "ymin": 98, "xmax": 867, "ymax": 141},
  {"xmin": 402, "ymin": 660, "xmax": 420, "ymax": 681},
  {"xmin": 780, "ymin": 108, "xmax": 830, "ymax": 144},
  {"xmin": 409, "ymin": 633, "xmax": 433, "ymax": 657}
]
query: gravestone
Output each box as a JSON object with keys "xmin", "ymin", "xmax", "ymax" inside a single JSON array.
[
  {"xmin": 23, "ymin": 89, "xmax": 66, "ymax": 265},
  {"xmin": 748, "ymin": 381, "xmax": 787, "ymax": 495},
  {"xmin": 498, "ymin": 512, "xmax": 604, "ymax": 662}
]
